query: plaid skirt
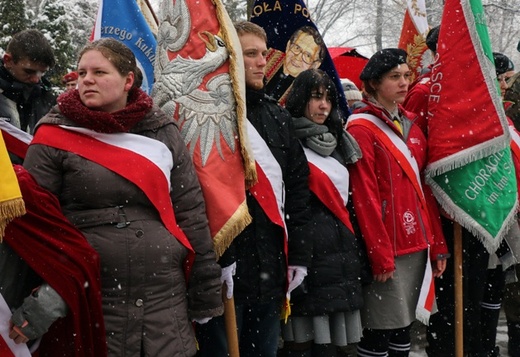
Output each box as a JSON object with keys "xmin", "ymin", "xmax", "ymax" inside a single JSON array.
[{"xmin": 281, "ymin": 310, "xmax": 362, "ymax": 346}]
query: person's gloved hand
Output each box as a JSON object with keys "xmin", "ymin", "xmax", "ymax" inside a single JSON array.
[
  {"xmin": 221, "ymin": 262, "xmax": 236, "ymax": 299},
  {"xmin": 192, "ymin": 317, "xmax": 212, "ymax": 325},
  {"xmin": 8, "ymin": 320, "xmax": 29, "ymax": 344},
  {"xmin": 10, "ymin": 284, "xmax": 67, "ymax": 341},
  {"xmin": 287, "ymin": 265, "xmax": 307, "ymax": 295}
]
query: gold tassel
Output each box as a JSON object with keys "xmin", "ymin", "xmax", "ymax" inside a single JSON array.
[
  {"xmin": 213, "ymin": 201, "xmax": 252, "ymax": 259},
  {"xmin": 0, "ymin": 131, "xmax": 26, "ymax": 242},
  {"xmin": 0, "ymin": 197, "xmax": 26, "ymax": 242}
]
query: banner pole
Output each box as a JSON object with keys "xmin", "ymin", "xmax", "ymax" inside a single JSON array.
[
  {"xmin": 223, "ymin": 285, "xmax": 240, "ymax": 357},
  {"xmin": 454, "ymin": 222, "xmax": 463, "ymax": 357}
]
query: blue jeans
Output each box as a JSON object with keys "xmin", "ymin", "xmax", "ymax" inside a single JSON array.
[{"xmin": 196, "ymin": 299, "xmax": 281, "ymax": 357}]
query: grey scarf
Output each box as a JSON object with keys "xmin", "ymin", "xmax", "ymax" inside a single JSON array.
[{"xmin": 293, "ymin": 116, "xmax": 337, "ymax": 156}]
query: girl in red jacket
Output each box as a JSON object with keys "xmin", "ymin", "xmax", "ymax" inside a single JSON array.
[{"xmin": 346, "ymin": 48, "xmax": 448, "ymax": 357}]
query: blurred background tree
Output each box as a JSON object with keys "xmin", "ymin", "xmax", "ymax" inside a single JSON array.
[{"xmin": 1, "ymin": 0, "xmax": 518, "ymax": 88}]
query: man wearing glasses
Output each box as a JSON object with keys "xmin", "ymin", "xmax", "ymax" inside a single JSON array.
[
  {"xmin": 265, "ymin": 26, "xmax": 326, "ymax": 103},
  {"xmin": 0, "ymin": 29, "xmax": 56, "ymax": 135}
]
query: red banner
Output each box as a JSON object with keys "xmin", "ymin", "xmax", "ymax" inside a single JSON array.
[{"xmin": 152, "ymin": 0, "xmax": 255, "ymax": 256}]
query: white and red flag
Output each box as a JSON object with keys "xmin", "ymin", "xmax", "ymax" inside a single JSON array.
[
  {"xmin": 398, "ymin": 0, "xmax": 430, "ymax": 81},
  {"xmin": 425, "ymin": 0, "xmax": 518, "ymax": 253},
  {"xmin": 152, "ymin": 0, "xmax": 255, "ymax": 256}
]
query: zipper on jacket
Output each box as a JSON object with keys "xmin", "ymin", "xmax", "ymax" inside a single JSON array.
[{"xmin": 381, "ymin": 200, "xmax": 387, "ymax": 222}]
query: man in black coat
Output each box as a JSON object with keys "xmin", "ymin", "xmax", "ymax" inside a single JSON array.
[{"xmin": 196, "ymin": 21, "xmax": 313, "ymax": 357}]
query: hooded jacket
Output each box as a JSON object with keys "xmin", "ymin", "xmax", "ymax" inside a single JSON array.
[
  {"xmin": 24, "ymin": 101, "xmax": 223, "ymax": 356},
  {"xmin": 347, "ymin": 100, "xmax": 448, "ymax": 275}
]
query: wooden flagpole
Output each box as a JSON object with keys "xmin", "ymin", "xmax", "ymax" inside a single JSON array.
[
  {"xmin": 454, "ymin": 222, "xmax": 463, "ymax": 357},
  {"xmin": 223, "ymin": 285, "xmax": 240, "ymax": 357}
]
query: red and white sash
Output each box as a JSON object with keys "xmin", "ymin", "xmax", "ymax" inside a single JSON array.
[
  {"xmin": 509, "ymin": 123, "xmax": 520, "ymax": 162},
  {"xmin": 31, "ymin": 125, "xmax": 194, "ymax": 255},
  {"xmin": 302, "ymin": 147, "xmax": 354, "ymax": 232},
  {"xmin": 508, "ymin": 123, "xmax": 520, "ymax": 197},
  {"xmin": 0, "ymin": 120, "xmax": 32, "ymax": 159},
  {"xmin": 246, "ymin": 120, "xmax": 292, "ymax": 319},
  {"xmin": 246, "ymin": 120, "xmax": 287, "ymax": 248},
  {"xmin": 348, "ymin": 114, "xmax": 427, "ymax": 207},
  {"xmin": 347, "ymin": 113, "xmax": 435, "ymax": 324}
]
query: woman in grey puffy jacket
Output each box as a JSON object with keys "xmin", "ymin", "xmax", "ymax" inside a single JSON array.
[{"xmin": 23, "ymin": 38, "xmax": 223, "ymax": 357}]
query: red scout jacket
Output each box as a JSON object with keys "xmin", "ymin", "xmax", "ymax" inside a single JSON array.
[{"xmin": 346, "ymin": 100, "xmax": 448, "ymax": 275}]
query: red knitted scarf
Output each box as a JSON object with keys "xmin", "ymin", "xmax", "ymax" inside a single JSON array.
[{"xmin": 57, "ymin": 88, "xmax": 153, "ymax": 133}]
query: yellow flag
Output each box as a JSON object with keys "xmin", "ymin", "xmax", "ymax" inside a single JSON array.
[{"xmin": 0, "ymin": 133, "xmax": 25, "ymax": 240}]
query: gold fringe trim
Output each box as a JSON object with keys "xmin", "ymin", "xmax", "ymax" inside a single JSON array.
[
  {"xmin": 136, "ymin": 0, "xmax": 159, "ymax": 35},
  {"xmin": 265, "ymin": 49, "xmax": 284, "ymax": 81},
  {"xmin": 213, "ymin": 0, "xmax": 258, "ymax": 188},
  {"xmin": 213, "ymin": 201, "xmax": 252, "ymax": 259},
  {"xmin": 0, "ymin": 197, "xmax": 26, "ymax": 242}
]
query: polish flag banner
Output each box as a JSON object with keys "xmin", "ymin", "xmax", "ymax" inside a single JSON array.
[
  {"xmin": 397, "ymin": 0, "xmax": 431, "ymax": 81},
  {"xmin": 152, "ymin": 0, "xmax": 255, "ymax": 256},
  {"xmin": 425, "ymin": 0, "xmax": 518, "ymax": 253}
]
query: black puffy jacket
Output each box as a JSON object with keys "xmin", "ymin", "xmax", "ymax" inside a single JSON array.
[
  {"xmin": 290, "ymin": 193, "xmax": 365, "ymax": 316},
  {"xmin": 220, "ymin": 88, "xmax": 313, "ymax": 305}
]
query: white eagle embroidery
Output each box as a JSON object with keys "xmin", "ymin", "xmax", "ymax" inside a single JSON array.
[{"xmin": 152, "ymin": 0, "xmax": 237, "ymax": 166}]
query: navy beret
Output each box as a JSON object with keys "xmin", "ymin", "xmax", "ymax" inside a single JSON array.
[{"xmin": 360, "ymin": 48, "xmax": 408, "ymax": 81}]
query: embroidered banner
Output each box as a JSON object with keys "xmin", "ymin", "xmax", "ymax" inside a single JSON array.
[
  {"xmin": 250, "ymin": 0, "xmax": 350, "ymax": 118},
  {"xmin": 425, "ymin": 0, "xmax": 518, "ymax": 253},
  {"xmin": 152, "ymin": 0, "xmax": 255, "ymax": 257}
]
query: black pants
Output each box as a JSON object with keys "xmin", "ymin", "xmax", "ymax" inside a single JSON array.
[{"xmin": 426, "ymin": 217, "xmax": 490, "ymax": 357}]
